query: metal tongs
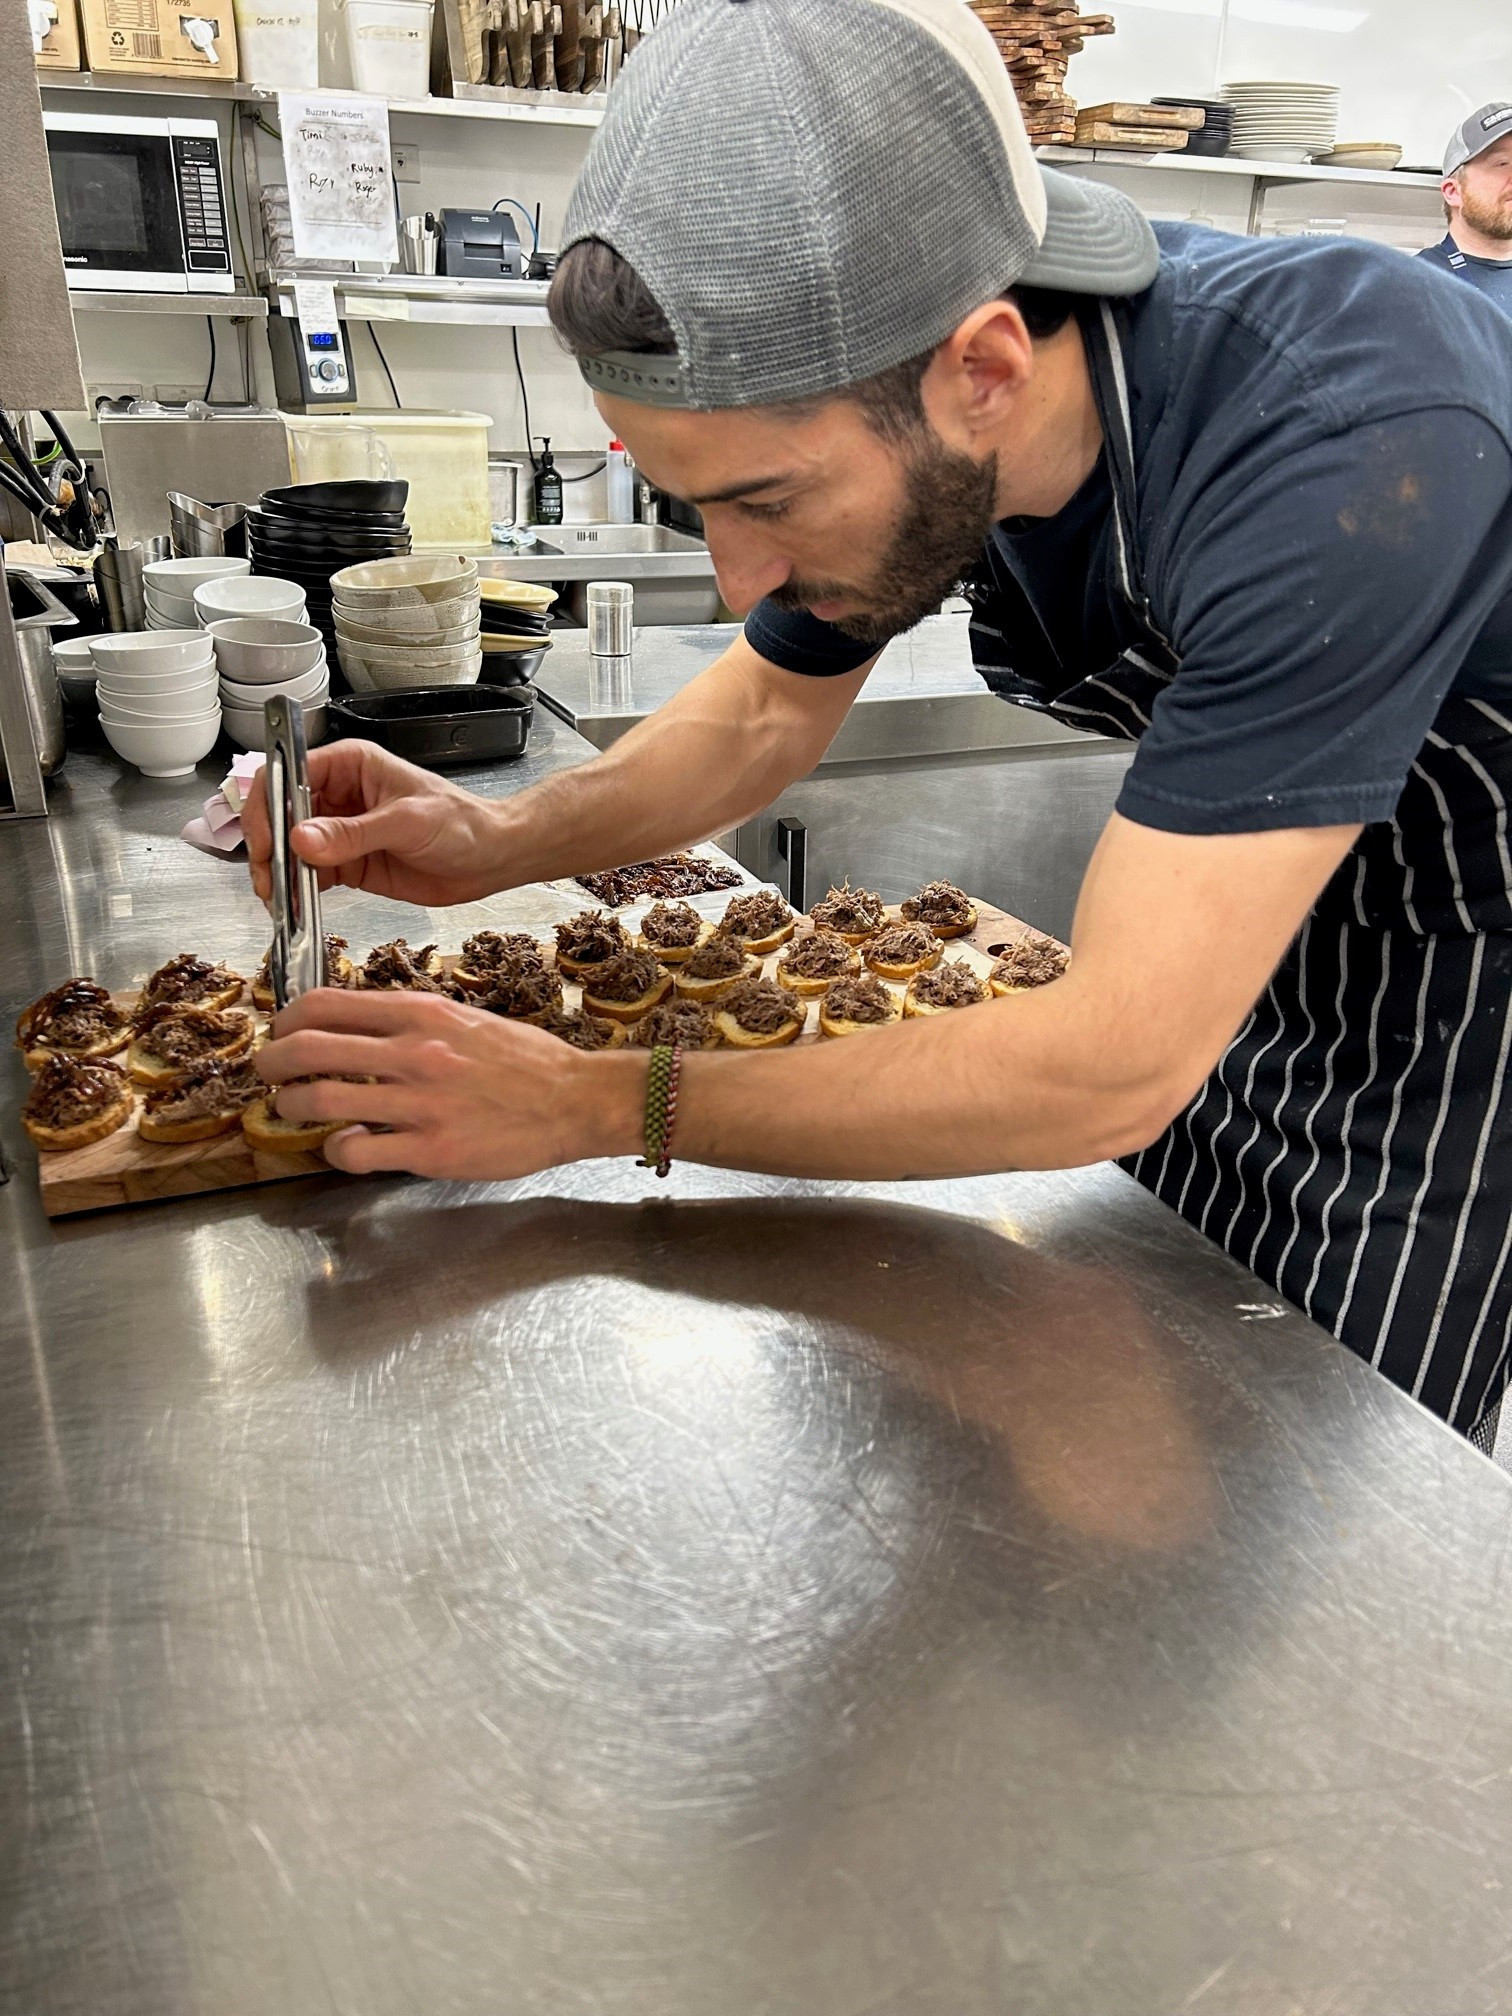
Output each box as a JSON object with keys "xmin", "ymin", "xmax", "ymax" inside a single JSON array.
[{"xmin": 265, "ymin": 695, "xmax": 327, "ymax": 1009}]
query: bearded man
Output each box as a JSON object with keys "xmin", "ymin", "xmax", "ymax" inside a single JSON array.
[{"xmin": 1419, "ymin": 103, "xmax": 1512, "ymax": 312}]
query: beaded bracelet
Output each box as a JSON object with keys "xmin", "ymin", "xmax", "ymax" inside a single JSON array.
[{"xmin": 637, "ymin": 1042, "xmax": 684, "ymax": 1179}]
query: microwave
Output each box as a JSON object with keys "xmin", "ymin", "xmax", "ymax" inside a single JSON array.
[{"xmin": 43, "ymin": 112, "xmax": 233, "ymax": 294}]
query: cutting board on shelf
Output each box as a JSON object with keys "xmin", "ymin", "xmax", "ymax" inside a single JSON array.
[{"xmin": 29, "ymin": 901, "xmax": 1056, "ymax": 1218}]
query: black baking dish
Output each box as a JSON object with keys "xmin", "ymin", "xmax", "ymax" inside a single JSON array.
[{"xmin": 329, "ymin": 685, "xmax": 535, "ymax": 767}]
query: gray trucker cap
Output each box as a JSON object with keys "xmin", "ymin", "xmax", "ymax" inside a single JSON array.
[
  {"xmin": 561, "ymin": 0, "xmax": 1159, "ymax": 412},
  {"xmin": 1445, "ymin": 102, "xmax": 1512, "ymax": 177}
]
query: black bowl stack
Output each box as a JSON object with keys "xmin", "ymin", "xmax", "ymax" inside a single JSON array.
[
  {"xmin": 246, "ymin": 480, "xmax": 413, "ymax": 671},
  {"xmin": 1153, "ymin": 96, "xmax": 1233, "ymax": 157}
]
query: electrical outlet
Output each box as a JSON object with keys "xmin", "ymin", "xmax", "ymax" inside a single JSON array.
[
  {"xmin": 392, "ymin": 144, "xmax": 421, "ymax": 185},
  {"xmin": 90, "ymin": 381, "xmax": 143, "ymax": 406}
]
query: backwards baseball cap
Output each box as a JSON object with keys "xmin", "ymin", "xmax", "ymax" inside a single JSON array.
[
  {"xmin": 560, "ymin": 0, "xmax": 1159, "ymax": 411},
  {"xmin": 1445, "ymin": 102, "xmax": 1512, "ymax": 177}
]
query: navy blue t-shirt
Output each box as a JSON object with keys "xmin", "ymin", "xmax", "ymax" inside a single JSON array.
[
  {"xmin": 746, "ymin": 224, "xmax": 1512, "ymax": 836},
  {"xmin": 1418, "ymin": 233, "xmax": 1512, "ymax": 314}
]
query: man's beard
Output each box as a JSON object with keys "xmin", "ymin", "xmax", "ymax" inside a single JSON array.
[
  {"xmin": 766, "ymin": 430, "xmax": 999, "ymax": 647},
  {"xmin": 1460, "ymin": 184, "xmax": 1512, "ymax": 241}
]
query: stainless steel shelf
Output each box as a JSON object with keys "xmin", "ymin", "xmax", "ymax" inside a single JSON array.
[
  {"xmin": 37, "ymin": 68, "xmax": 258, "ymax": 100},
  {"xmin": 268, "ymin": 271, "xmax": 552, "ymax": 327},
  {"xmin": 1037, "ymin": 145, "xmax": 1442, "ymax": 190},
  {"xmin": 70, "ymin": 290, "xmax": 267, "ymax": 319},
  {"xmin": 38, "ymin": 71, "xmax": 605, "ymax": 127}
]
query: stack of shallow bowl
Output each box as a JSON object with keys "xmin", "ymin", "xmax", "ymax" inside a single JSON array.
[
  {"xmin": 476, "ymin": 577, "xmax": 555, "ymax": 686},
  {"xmin": 331, "ymin": 554, "xmax": 482, "ymax": 693},
  {"xmin": 207, "ymin": 617, "xmax": 331, "ymax": 751},
  {"xmin": 246, "ymin": 480, "xmax": 412, "ymax": 663},
  {"xmin": 90, "ymin": 629, "xmax": 221, "ymax": 778},
  {"xmin": 143, "ymin": 555, "xmax": 250, "ymax": 630}
]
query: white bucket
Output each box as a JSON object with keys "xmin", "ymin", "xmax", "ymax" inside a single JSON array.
[
  {"xmin": 341, "ymin": 0, "xmax": 432, "ymax": 98},
  {"xmin": 234, "ymin": 0, "xmax": 320, "ymax": 87}
]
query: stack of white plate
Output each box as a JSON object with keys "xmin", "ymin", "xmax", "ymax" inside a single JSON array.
[
  {"xmin": 331, "ymin": 554, "xmax": 483, "ymax": 693},
  {"xmin": 207, "ymin": 617, "xmax": 331, "ymax": 751},
  {"xmin": 1223, "ymin": 80, "xmax": 1339, "ymax": 163},
  {"xmin": 90, "ymin": 629, "xmax": 221, "ymax": 778},
  {"xmin": 143, "ymin": 556, "xmax": 250, "ymax": 631}
]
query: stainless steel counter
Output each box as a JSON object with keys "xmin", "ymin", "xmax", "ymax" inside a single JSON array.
[{"xmin": 7, "ymin": 749, "xmax": 1512, "ymax": 2015}]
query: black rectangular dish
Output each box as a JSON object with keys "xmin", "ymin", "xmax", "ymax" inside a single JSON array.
[{"xmin": 328, "ymin": 685, "xmax": 535, "ymax": 768}]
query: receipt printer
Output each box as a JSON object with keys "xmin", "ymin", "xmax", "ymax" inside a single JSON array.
[{"xmin": 437, "ymin": 209, "xmax": 525, "ymax": 281}]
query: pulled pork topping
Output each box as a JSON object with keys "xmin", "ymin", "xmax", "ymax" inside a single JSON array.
[
  {"xmin": 631, "ymin": 1000, "xmax": 721, "ymax": 1051},
  {"xmin": 459, "ymin": 929, "xmax": 546, "ymax": 976},
  {"xmin": 912, "ymin": 959, "xmax": 987, "ymax": 1008},
  {"xmin": 361, "ymin": 940, "xmax": 443, "ymax": 991},
  {"xmin": 640, "ymin": 901, "xmax": 705, "ymax": 949},
  {"xmin": 826, "ymin": 976, "xmax": 896, "ymax": 1024},
  {"xmin": 992, "ymin": 934, "xmax": 1069, "ymax": 990},
  {"xmin": 901, "ymin": 880, "xmax": 974, "ymax": 929},
  {"xmin": 723, "ymin": 977, "xmax": 801, "ymax": 1037},
  {"xmin": 25, "ymin": 1055, "xmax": 129, "ymax": 1129},
  {"xmin": 721, "ymin": 891, "xmax": 792, "ymax": 941},
  {"xmin": 144, "ymin": 1058, "xmax": 263, "ymax": 1122},
  {"xmin": 138, "ymin": 953, "xmax": 240, "ymax": 1014},
  {"xmin": 473, "ymin": 965, "xmax": 564, "ymax": 1020},
  {"xmin": 809, "ymin": 882, "xmax": 884, "ymax": 935},
  {"xmin": 555, "ymin": 911, "xmax": 629, "ymax": 965},
  {"xmin": 866, "ymin": 924, "xmax": 938, "ymax": 968},
  {"xmin": 779, "ymin": 931, "xmax": 855, "ymax": 980},
  {"xmin": 136, "ymin": 1006, "xmax": 251, "ymax": 1066},
  {"xmin": 681, "ymin": 933, "xmax": 749, "ymax": 981},
  {"xmin": 536, "ymin": 1009, "xmax": 622, "ymax": 1052},
  {"xmin": 19, "ymin": 978, "xmax": 129, "ymax": 1052},
  {"xmin": 575, "ymin": 854, "xmax": 741, "ymax": 906},
  {"xmin": 255, "ymin": 933, "xmax": 353, "ymax": 995},
  {"xmin": 586, "ymin": 950, "xmax": 666, "ymax": 1003}
]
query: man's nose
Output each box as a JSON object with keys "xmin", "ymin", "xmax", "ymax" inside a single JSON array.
[{"xmin": 702, "ymin": 518, "xmax": 791, "ymax": 618}]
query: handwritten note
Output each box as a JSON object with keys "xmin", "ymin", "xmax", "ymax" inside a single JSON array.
[{"xmin": 278, "ymin": 92, "xmax": 398, "ymax": 265}]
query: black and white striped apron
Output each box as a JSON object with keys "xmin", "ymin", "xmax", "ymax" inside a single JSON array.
[{"xmin": 966, "ymin": 303, "xmax": 1512, "ymax": 1438}]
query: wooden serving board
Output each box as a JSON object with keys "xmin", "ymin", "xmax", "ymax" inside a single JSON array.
[{"xmin": 31, "ymin": 902, "xmax": 1048, "ymax": 1218}]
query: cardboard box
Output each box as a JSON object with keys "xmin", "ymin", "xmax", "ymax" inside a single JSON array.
[
  {"xmin": 33, "ymin": 0, "xmax": 84, "ymax": 69},
  {"xmin": 80, "ymin": 0, "xmax": 239, "ymax": 77}
]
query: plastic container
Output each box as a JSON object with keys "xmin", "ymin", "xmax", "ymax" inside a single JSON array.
[
  {"xmin": 286, "ymin": 411, "xmax": 492, "ymax": 551},
  {"xmin": 341, "ymin": 0, "xmax": 432, "ymax": 98},
  {"xmin": 605, "ymin": 441, "xmax": 634, "ymax": 522},
  {"xmin": 234, "ymin": 0, "xmax": 319, "ymax": 86}
]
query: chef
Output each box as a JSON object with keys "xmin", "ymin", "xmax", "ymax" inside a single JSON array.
[
  {"xmin": 1418, "ymin": 103, "xmax": 1512, "ymax": 312},
  {"xmin": 251, "ymin": 0, "xmax": 1512, "ymax": 1442}
]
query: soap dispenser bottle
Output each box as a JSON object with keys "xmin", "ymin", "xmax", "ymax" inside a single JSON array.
[{"xmin": 533, "ymin": 438, "xmax": 563, "ymax": 526}]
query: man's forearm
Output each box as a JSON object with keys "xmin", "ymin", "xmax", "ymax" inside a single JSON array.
[{"xmin": 476, "ymin": 640, "xmax": 871, "ymax": 890}]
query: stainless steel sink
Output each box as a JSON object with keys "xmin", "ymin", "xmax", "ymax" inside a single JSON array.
[{"xmin": 479, "ymin": 524, "xmax": 720, "ymax": 626}]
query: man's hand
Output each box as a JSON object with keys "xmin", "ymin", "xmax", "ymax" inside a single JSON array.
[
  {"xmin": 256, "ymin": 987, "xmax": 644, "ymax": 1178},
  {"xmin": 243, "ymin": 741, "xmax": 508, "ymax": 907}
]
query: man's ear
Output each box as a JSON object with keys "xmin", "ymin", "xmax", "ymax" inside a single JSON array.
[{"xmin": 921, "ymin": 300, "xmax": 1034, "ymax": 442}]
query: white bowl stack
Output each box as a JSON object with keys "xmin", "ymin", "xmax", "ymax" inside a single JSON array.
[
  {"xmin": 331, "ymin": 554, "xmax": 482, "ymax": 692},
  {"xmin": 1222, "ymin": 80, "xmax": 1339, "ymax": 163},
  {"xmin": 90, "ymin": 629, "xmax": 221, "ymax": 778},
  {"xmin": 143, "ymin": 555, "xmax": 250, "ymax": 631},
  {"xmin": 194, "ymin": 574, "xmax": 309, "ymax": 628},
  {"xmin": 207, "ymin": 617, "xmax": 331, "ymax": 751}
]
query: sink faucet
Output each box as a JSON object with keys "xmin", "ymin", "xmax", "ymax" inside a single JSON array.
[{"xmin": 635, "ymin": 474, "xmax": 662, "ymax": 526}]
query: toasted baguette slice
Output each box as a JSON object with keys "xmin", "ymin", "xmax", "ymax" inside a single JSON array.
[
  {"xmin": 774, "ymin": 943, "xmax": 861, "ymax": 997},
  {"xmin": 672, "ymin": 952, "xmax": 761, "ymax": 1003},
  {"xmin": 903, "ymin": 968, "xmax": 989, "ymax": 1018},
  {"xmin": 916, "ymin": 907, "xmax": 977, "ymax": 941},
  {"xmin": 242, "ymin": 1097, "xmax": 345, "ymax": 1155},
  {"xmin": 581, "ymin": 970, "xmax": 675, "ymax": 1024},
  {"xmin": 138, "ymin": 1105, "xmax": 243, "ymax": 1145},
  {"xmin": 819, "ymin": 995, "xmax": 903, "ymax": 1038},
  {"xmin": 128, "ymin": 1019, "xmax": 254, "ymax": 1089},
  {"xmin": 23, "ymin": 1088, "xmax": 135, "ymax": 1153},
  {"xmin": 634, "ymin": 922, "xmax": 714, "ymax": 965},
  {"xmin": 713, "ymin": 1006, "xmax": 804, "ymax": 1048},
  {"xmin": 22, "ymin": 1027, "xmax": 131, "ymax": 1070},
  {"xmin": 252, "ymin": 945, "xmax": 355, "ymax": 1010},
  {"xmin": 863, "ymin": 942, "xmax": 942, "ymax": 982}
]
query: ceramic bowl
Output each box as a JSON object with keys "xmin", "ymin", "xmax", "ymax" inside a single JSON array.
[
  {"xmin": 142, "ymin": 555, "xmax": 251, "ymax": 592},
  {"xmin": 335, "ymin": 611, "xmax": 480, "ymax": 649},
  {"xmin": 337, "ymin": 646, "xmax": 481, "ymax": 693},
  {"xmin": 194, "ymin": 576, "xmax": 307, "ymax": 625},
  {"xmin": 330, "ymin": 555, "xmax": 478, "ymax": 609},
  {"xmin": 207, "ymin": 618, "xmax": 325, "ymax": 684},
  {"xmin": 90, "ymin": 629, "xmax": 214, "ymax": 676},
  {"xmin": 52, "ymin": 636, "xmax": 98, "ymax": 680},
  {"xmin": 221, "ymin": 700, "xmax": 328, "ymax": 752},
  {"xmin": 218, "ymin": 664, "xmax": 329, "ymax": 709},
  {"xmin": 144, "ymin": 588, "xmax": 203, "ymax": 627},
  {"xmin": 100, "ymin": 697, "xmax": 220, "ymax": 728},
  {"xmin": 101, "ymin": 711, "xmax": 222, "ymax": 777},
  {"xmin": 97, "ymin": 675, "xmax": 219, "ymax": 714},
  {"xmin": 331, "ymin": 597, "xmax": 480, "ymax": 640}
]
